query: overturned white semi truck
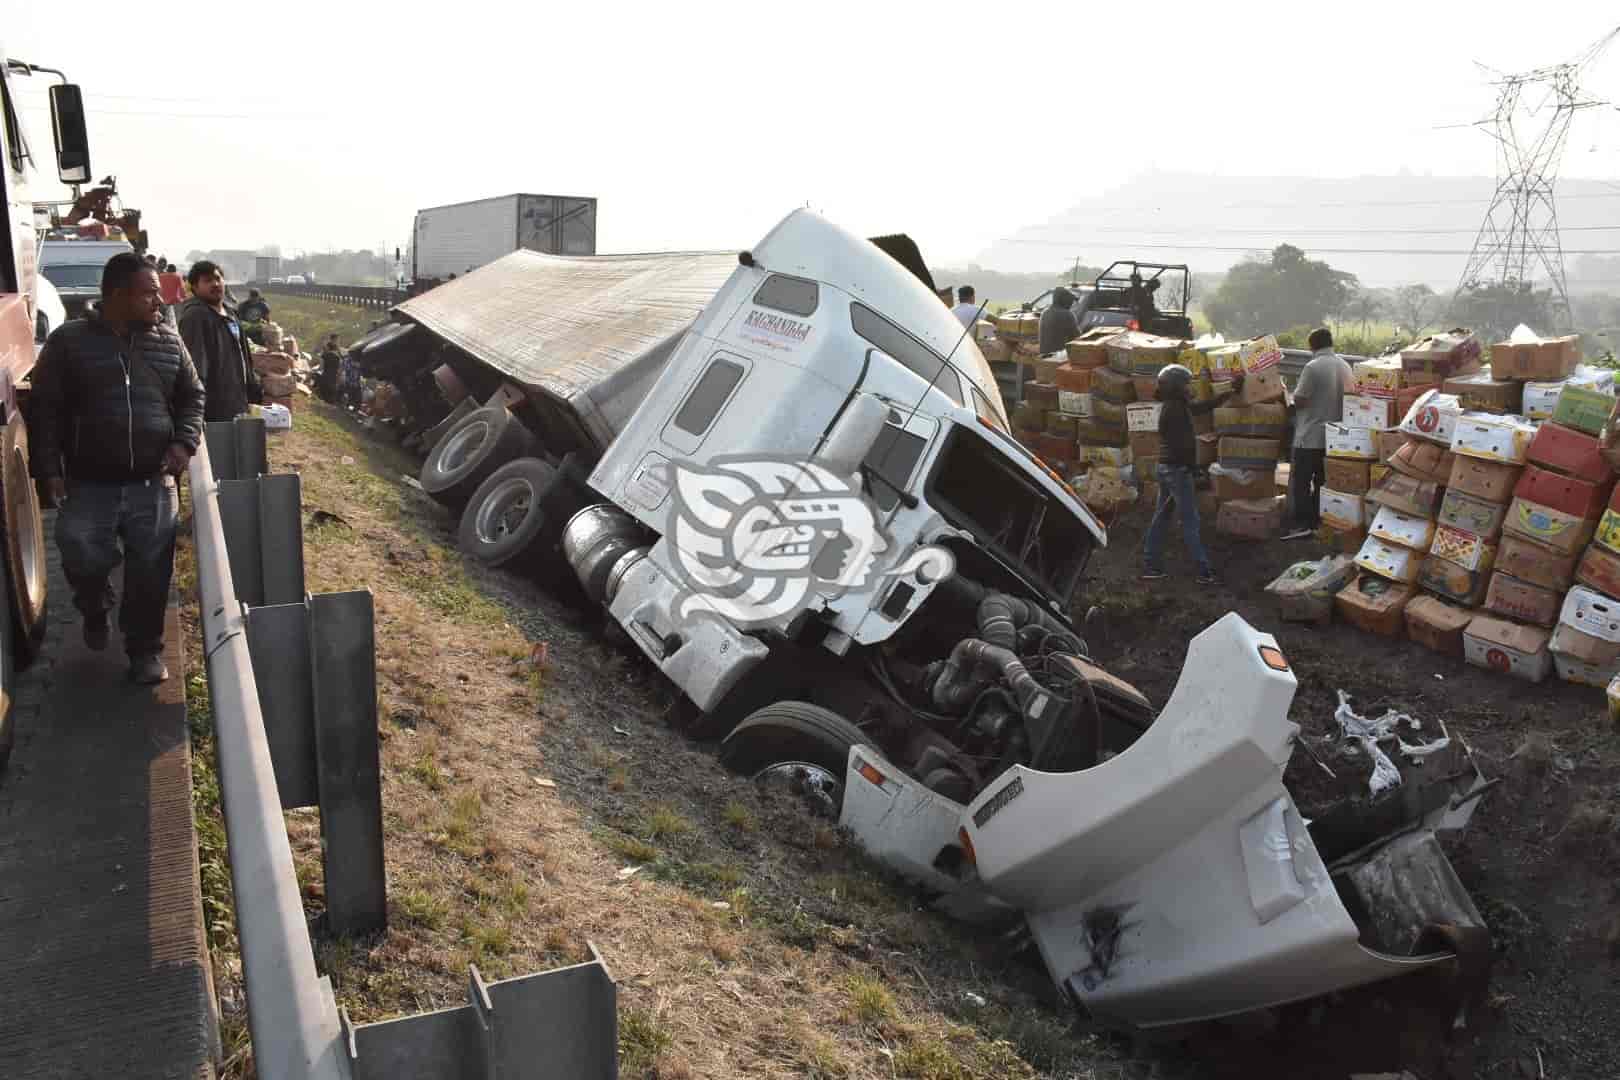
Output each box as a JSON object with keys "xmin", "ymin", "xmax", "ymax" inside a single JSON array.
[{"xmin": 349, "ymin": 210, "xmax": 1491, "ymax": 1031}]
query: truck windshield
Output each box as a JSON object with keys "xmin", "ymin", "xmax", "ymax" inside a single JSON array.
[
  {"xmin": 925, "ymin": 424, "xmax": 1093, "ymax": 602},
  {"xmin": 40, "ymin": 264, "xmax": 102, "ymax": 289}
]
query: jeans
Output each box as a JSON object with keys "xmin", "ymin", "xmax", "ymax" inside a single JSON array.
[
  {"xmin": 55, "ymin": 477, "xmax": 179, "ymax": 658},
  {"xmin": 1143, "ymin": 464, "xmax": 1211, "ymax": 575},
  {"xmin": 1289, "ymin": 447, "xmax": 1326, "ymax": 528}
]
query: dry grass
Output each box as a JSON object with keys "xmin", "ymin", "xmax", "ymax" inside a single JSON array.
[{"xmin": 202, "ymin": 399, "xmax": 1105, "ymax": 1078}]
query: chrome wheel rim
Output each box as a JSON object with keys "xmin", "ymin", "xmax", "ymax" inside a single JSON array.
[
  {"xmin": 439, "ymin": 420, "xmax": 491, "ymax": 472},
  {"xmin": 753, "ymin": 761, "xmax": 842, "ymax": 818},
  {"xmin": 474, "ymin": 477, "xmax": 535, "ymax": 544}
]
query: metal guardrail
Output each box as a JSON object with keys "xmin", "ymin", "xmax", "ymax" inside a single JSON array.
[
  {"xmin": 259, "ymin": 283, "xmax": 408, "ymax": 310},
  {"xmin": 191, "ymin": 418, "xmax": 619, "ymax": 1078}
]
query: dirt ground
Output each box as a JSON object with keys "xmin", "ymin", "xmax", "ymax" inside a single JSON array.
[
  {"xmin": 1087, "ymin": 505, "xmax": 1620, "ymax": 1080},
  {"xmin": 203, "ymin": 346, "xmax": 1618, "ymax": 1077}
]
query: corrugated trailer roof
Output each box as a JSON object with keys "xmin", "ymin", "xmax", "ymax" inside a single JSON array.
[{"xmin": 395, "ymin": 248, "xmax": 739, "ymax": 406}]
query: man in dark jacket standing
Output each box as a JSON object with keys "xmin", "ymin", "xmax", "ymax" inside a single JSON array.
[
  {"xmin": 179, "ymin": 260, "xmax": 259, "ymax": 421},
  {"xmin": 1142, "ymin": 364, "xmax": 1241, "ymax": 586},
  {"xmin": 30, "ymin": 252, "xmax": 207, "ymax": 684},
  {"xmin": 1038, "ymin": 287, "xmax": 1082, "ymax": 356}
]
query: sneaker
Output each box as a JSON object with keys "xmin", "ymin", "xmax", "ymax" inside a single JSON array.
[
  {"xmin": 1197, "ymin": 569, "xmax": 1222, "ymax": 586},
  {"xmin": 129, "ymin": 654, "xmax": 170, "ymax": 685},
  {"xmin": 1281, "ymin": 528, "xmax": 1315, "ymax": 541},
  {"xmin": 1140, "ymin": 568, "xmax": 1167, "ymax": 581},
  {"xmin": 83, "ymin": 615, "xmax": 110, "ymax": 652}
]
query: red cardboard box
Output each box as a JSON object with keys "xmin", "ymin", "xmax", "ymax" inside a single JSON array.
[
  {"xmin": 1405, "ymin": 595, "xmax": 1475, "ymax": 657},
  {"xmin": 1525, "ymin": 422, "xmax": 1614, "ymax": 486},
  {"xmin": 1576, "ymin": 544, "xmax": 1620, "ymax": 600},
  {"xmin": 1054, "ymin": 363, "xmax": 1093, "ymax": 392},
  {"xmin": 1448, "ymin": 457, "xmax": 1523, "ymax": 504},
  {"xmin": 1513, "ymin": 466, "xmax": 1613, "ymax": 521},
  {"xmin": 1484, "ymin": 572, "xmax": 1561, "ymax": 627},
  {"xmin": 1496, "ymin": 534, "xmax": 1579, "ymax": 592}
]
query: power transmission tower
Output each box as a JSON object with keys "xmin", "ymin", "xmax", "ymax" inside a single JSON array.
[{"xmin": 1454, "ymin": 25, "xmax": 1619, "ymax": 330}]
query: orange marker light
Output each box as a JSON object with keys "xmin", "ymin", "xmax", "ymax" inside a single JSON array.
[
  {"xmin": 1258, "ymin": 645, "xmax": 1290, "ymax": 671},
  {"xmin": 958, "ymin": 827, "xmax": 977, "ymax": 865},
  {"xmin": 857, "ymin": 760, "xmax": 887, "ymax": 787}
]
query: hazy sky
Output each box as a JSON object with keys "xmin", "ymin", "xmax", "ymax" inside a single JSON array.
[{"xmin": 7, "ymin": 2, "xmax": 1618, "ymax": 268}]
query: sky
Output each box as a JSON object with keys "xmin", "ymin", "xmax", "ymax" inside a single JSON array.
[{"xmin": 6, "ymin": 1, "xmax": 1619, "ymax": 271}]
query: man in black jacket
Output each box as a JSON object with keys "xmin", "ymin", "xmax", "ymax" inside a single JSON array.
[
  {"xmin": 1142, "ymin": 364, "xmax": 1241, "ymax": 586},
  {"xmin": 1038, "ymin": 287, "xmax": 1081, "ymax": 356},
  {"xmin": 30, "ymin": 252, "xmax": 207, "ymax": 684},
  {"xmin": 179, "ymin": 260, "xmax": 260, "ymax": 421}
]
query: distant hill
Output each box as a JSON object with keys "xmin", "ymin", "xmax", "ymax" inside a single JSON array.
[{"xmin": 974, "ymin": 171, "xmax": 1620, "ymax": 291}]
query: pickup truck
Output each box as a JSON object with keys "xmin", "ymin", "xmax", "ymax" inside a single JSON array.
[{"xmin": 360, "ymin": 210, "xmax": 1491, "ymax": 1032}]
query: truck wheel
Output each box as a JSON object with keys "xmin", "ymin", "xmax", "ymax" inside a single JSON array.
[
  {"xmin": 457, "ymin": 457, "xmax": 562, "ymax": 568},
  {"xmin": 720, "ymin": 702, "xmax": 870, "ymax": 819},
  {"xmin": 1, "ymin": 422, "xmax": 47, "ymax": 667},
  {"xmin": 419, "ymin": 405, "xmax": 535, "ymax": 507},
  {"xmin": 0, "ymin": 526, "xmax": 14, "ymax": 774}
]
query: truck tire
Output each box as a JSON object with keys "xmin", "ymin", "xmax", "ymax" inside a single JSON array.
[
  {"xmin": 0, "ymin": 527, "xmax": 14, "ymax": 774},
  {"xmin": 720, "ymin": 702, "xmax": 871, "ymax": 818},
  {"xmin": 457, "ymin": 457, "xmax": 562, "ymax": 568},
  {"xmin": 1, "ymin": 422, "xmax": 47, "ymax": 667},
  {"xmin": 419, "ymin": 406, "xmax": 535, "ymax": 508}
]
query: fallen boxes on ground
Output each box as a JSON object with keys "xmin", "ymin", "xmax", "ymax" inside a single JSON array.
[
  {"xmin": 1335, "ymin": 574, "xmax": 1414, "ymax": 636},
  {"xmin": 1406, "ymin": 595, "xmax": 1474, "ymax": 657},
  {"xmin": 1265, "ymin": 556, "xmax": 1355, "ymax": 623},
  {"xmin": 1217, "ymin": 496, "xmax": 1284, "ymax": 539},
  {"xmin": 1464, "ymin": 614, "xmax": 1552, "ymax": 682}
]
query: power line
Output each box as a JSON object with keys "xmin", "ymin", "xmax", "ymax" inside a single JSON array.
[
  {"xmin": 996, "ymin": 238, "xmax": 1620, "ymax": 255},
  {"xmin": 1005, "ymin": 190, "xmax": 1620, "ymax": 214},
  {"xmin": 1010, "ymin": 223, "xmax": 1620, "ymax": 237}
]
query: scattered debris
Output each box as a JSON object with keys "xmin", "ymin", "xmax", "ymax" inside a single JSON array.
[
  {"xmin": 532, "ymin": 776, "xmax": 557, "ymax": 789},
  {"xmin": 962, "ymin": 991, "xmax": 987, "ymax": 1008},
  {"xmin": 1331, "ymin": 691, "xmax": 1450, "ymax": 793},
  {"xmin": 531, "ymin": 641, "xmax": 550, "ymax": 669},
  {"xmin": 616, "ymin": 866, "xmax": 642, "ymax": 880},
  {"xmin": 340, "ymin": 454, "xmax": 355, "ymax": 465},
  {"xmin": 711, "ymin": 901, "xmax": 731, "ymax": 911},
  {"xmin": 309, "ymin": 508, "xmax": 347, "ymax": 528},
  {"xmin": 401, "ymin": 473, "xmax": 424, "ymax": 490},
  {"xmin": 612, "ymin": 725, "xmax": 631, "ymax": 737}
]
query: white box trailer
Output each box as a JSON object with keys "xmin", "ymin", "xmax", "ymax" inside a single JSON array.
[{"xmin": 411, "ymin": 193, "xmax": 597, "ymax": 281}]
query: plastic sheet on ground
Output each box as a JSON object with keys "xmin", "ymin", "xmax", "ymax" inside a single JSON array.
[{"xmin": 1330, "ymin": 690, "xmax": 1451, "ymax": 796}]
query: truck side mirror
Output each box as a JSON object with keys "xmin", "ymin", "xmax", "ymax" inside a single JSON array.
[{"xmin": 48, "ymin": 84, "xmax": 91, "ymax": 185}]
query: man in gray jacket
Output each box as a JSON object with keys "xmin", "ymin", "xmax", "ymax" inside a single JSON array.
[{"xmin": 1282, "ymin": 327, "xmax": 1354, "ymax": 540}]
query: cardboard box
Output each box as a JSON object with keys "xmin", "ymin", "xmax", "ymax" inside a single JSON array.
[
  {"xmin": 1514, "ymin": 465, "xmax": 1612, "ymax": 520},
  {"xmin": 1034, "ymin": 433, "xmax": 1077, "ymax": 464},
  {"xmin": 1094, "ymin": 398, "xmax": 1127, "ymax": 426},
  {"xmin": 1206, "ymin": 343, "xmax": 1243, "ymax": 382},
  {"xmin": 1450, "ymin": 414, "xmax": 1536, "ymax": 465},
  {"xmin": 1389, "ymin": 439, "xmax": 1456, "ymax": 485},
  {"xmin": 1012, "ymin": 401, "xmax": 1045, "ymax": 433},
  {"xmin": 1319, "ymin": 488, "xmax": 1367, "ymax": 530},
  {"xmin": 1369, "ymin": 506, "xmax": 1436, "ymax": 552},
  {"xmin": 1197, "ymin": 489, "xmax": 1220, "ymax": 517},
  {"xmin": 1559, "ymin": 586, "xmax": 1620, "ymax": 642},
  {"xmin": 1371, "ymin": 463, "xmax": 1393, "ymax": 487},
  {"xmin": 1063, "ymin": 327, "xmax": 1120, "ymax": 368},
  {"xmin": 995, "ymin": 310, "xmax": 1040, "ymax": 340},
  {"xmin": 1399, "ymin": 389, "xmax": 1464, "ymax": 445},
  {"xmin": 1552, "ymin": 384, "xmax": 1615, "ymax": 436},
  {"xmin": 1091, "ymin": 368, "xmax": 1137, "ymax": 405},
  {"xmin": 1443, "ymin": 371, "xmax": 1524, "ymax": 414},
  {"xmin": 1213, "ymin": 403, "xmax": 1288, "ymax": 438},
  {"xmin": 1107, "ymin": 330, "xmax": 1184, "ymax": 376},
  {"xmin": 1054, "ymin": 364, "xmax": 1093, "ymax": 392},
  {"xmin": 1576, "ymin": 543, "xmax": 1620, "ymax": 600},
  {"xmin": 1464, "ymin": 615, "xmax": 1552, "ymax": 682},
  {"xmin": 1126, "ymin": 402, "xmax": 1163, "ymax": 433},
  {"xmin": 1394, "ymin": 384, "xmax": 1427, "ymax": 420},
  {"xmin": 1495, "ymin": 534, "xmax": 1577, "ymax": 592},
  {"xmin": 1196, "ymin": 433, "xmax": 1218, "ymax": 466},
  {"xmin": 1131, "ymin": 375, "xmax": 1161, "ymax": 402},
  {"xmin": 1076, "ymin": 420, "xmax": 1126, "ymax": 447},
  {"xmin": 1484, "ymin": 572, "xmax": 1561, "ymax": 627},
  {"xmin": 1321, "ymin": 522, "xmax": 1368, "ymax": 555},
  {"xmin": 1239, "ymin": 335, "xmax": 1283, "ymax": 373},
  {"xmin": 1128, "ymin": 430, "xmax": 1162, "ymax": 462},
  {"xmin": 1046, "ymin": 413, "xmax": 1080, "ymax": 438},
  {"xmin": 1342, "ymin": 395, "xmax": 1396, "ymax": 430},
  {"xmin": 1431, "ymin": 524, "xmax": 1496, "ymax": 572},
  {"xmin": 1376, "ymin": 429, "xmax": 1407, "ymax": 464},
  {"xmin": 1335, "ymin": 575, "xmax": 1414, "ymax": 636},
  {"xmin": 1489, "ymin": 333, "xmax": 1580, "ymax": 381},
  {"xmin": 1212, "ymin": 465, "xmax": 1276, "ymax": 502},
  {"xmin": 1596, "ymin": 508, "xmax": 1620, "ymax": 555},
  {"xmin": 1525, "ymin": 422, "xmax": 1614, "ymax": 485},
  {"xmin": 1550, "ymin": 620, "xmax": 1620, "ymax": 668},
  {"xmin": 1437, "ymin": 489, "xmax": 1507, "ymax": 539},
  {"xmin": 1419, "ymin": 553, "xmax": 1493, "ymax": 607},
  {"xmin": 1058, "ymin": 390, "xmax": 1093, "ymax": 418},
  {"xmin": 1219, "ymin": 436, "xmax": 1282, "ymax": 470},
  {"xmin": 1265, "ymin": 556, "xmax": 1355, "ymax": 624},
  {"xmin": 1503, "ymin": 496, "xmax": 1598, "ymax": 556},
  {"xmin": 1025, "ymin": 383, "xmax": 1059, "ymax": 411},
  {"xmin": 1217, "ymin": 496, "xmax": 1285, "ymax": 539},
  {"xmin": 1367, "ymin": 473, "xmax": 1444, "ymax": 518},
  {"xmin": 1522, "ymin": 381, "xmax": 1565, "ymax": 421},
  {"xmin": 1324, "ymin": 457, "xmax": 1372, "ymax": 495},
  {"xmin": 1322, "ymin": 422, "xmax": 1374, "ymax": 460},
  {"xmin": 1353, "ymin": 356, "xmax": 1404, "ymax": 394},
  {"xmin": 1035, "ymin": 355, "xmax": 1066, "ymax": 384},
  {"xmin": 1356, "ymin": 537, "xmax": 1423, "ymax": 584},
  {"xmin": 1448, "ymin": 456, "xmax": 1523, "ymax": 504},
  {"xmin": 1553, "ymin": 653, "xmax": 1620, "ymax": 689},
  {"xmin": 1401, "ymin": 329, "xmax": 1483, "ymax": 380},
  {"xmin": 1405, "ymin": 595, "xmax": 1475, "ymax": 657},
  {"xmin": 1240, "ymin": 367, "xmax": 1286, "ymax": 406},
  {"xmin": 1079, "ymin": 445, "xmax": 1132, "ymax": 468}
]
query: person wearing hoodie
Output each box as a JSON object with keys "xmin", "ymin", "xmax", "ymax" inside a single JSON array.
[
  {"xmin": 179, "ymin": 260, "xmax": 260, "ymax": 421},
  {"xmin": 1142, "ymin": 364, "xmax": 1242, "ymax": 585},
  {"xmin": 1039, "ymin": 287, "xmax": 1081, "ymax": 355}
]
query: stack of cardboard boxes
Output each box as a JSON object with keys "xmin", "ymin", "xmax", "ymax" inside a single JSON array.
[{"xmin": 1329, "ymin": 329, "xmax": 1620, "ymax": 692}]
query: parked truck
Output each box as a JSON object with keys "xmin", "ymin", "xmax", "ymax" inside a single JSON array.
[
  {"xmin": 358, "ymin": 210, "xmax": 1491, "ymax": 1032},
  {"xmin": 253, "ymin": 254, "xmax": 280, "ymax": 283},
  {"xmin": 1, "ymin": 52, "xmax": 90, "ymax": 766},
  {"xmin": 409, "ymin": 193, "xmax": 597, "ymax": 284}
]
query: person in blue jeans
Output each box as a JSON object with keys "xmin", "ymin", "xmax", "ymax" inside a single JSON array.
[{"xmin": 1142, "ymin": 364, "xmax": 1242, "ymax": 585}]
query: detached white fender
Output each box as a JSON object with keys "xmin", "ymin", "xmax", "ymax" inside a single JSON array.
[{"xmin": 960, "ymin": 613, "xmax": 1457, "ymax": 1028}]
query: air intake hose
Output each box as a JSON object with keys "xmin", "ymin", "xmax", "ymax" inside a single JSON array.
[
  {"xmin": 930, "ymin": 638, "xmax": 1050, "ymax": 719},
  {"xmin": 976, "ymin": 591, "xmax": 1079, "ymax": 653}
]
